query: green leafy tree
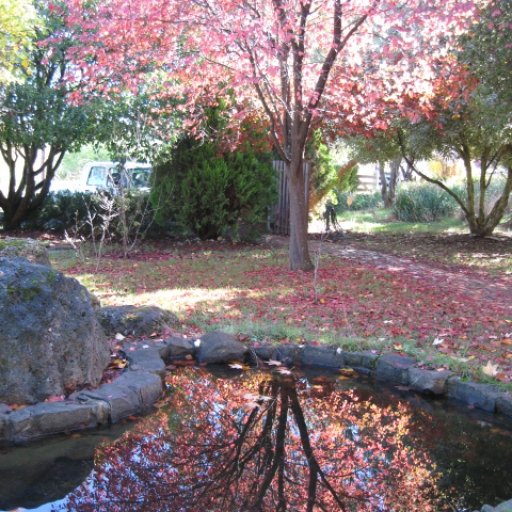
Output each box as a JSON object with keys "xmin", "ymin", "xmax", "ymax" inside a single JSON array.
[
  {"xmin": 0, "ymin": 1, "xmax": 98, "ymax": 230},
  {"xmin": 397, "ymin": 87, "xmax": 512, "ymax": 237},
  {"xmin": 95, "ymin": 86, "xmax": 180, "ymax": 164}
]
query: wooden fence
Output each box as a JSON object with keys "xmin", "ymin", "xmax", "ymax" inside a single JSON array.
[{"xmin": 270, "ymin": 160, "xmax": 310, "ymax": 235}]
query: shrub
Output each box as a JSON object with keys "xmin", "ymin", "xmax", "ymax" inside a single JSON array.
[
  {"xmin": 393, "ymin": 183, "xmax": 458, "ymax": 222},
  {"xmin": 29, "ymin": 190, "xmax": 160, "ymax": 240},
  {"xmin": 28, "ymin": 191, "xmax": 101, "ymax": 232},
  {"xmin": 151, "ymin": 136, "xmax": 276, "ymax": 240}
]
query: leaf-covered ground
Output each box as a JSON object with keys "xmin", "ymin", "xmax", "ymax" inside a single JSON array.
[{"xmin": 53, "ymin": 233, "xmax": 512, "ymax": 385}]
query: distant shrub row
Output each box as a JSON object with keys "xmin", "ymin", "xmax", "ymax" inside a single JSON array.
[
  {"xmin": 25, "ymin": 190, "xmax": 162, "ymax": 240},
  {"xmin": 334, "ymin": 183, "xmax": 459, "ymax": 222},
  {"xmin": 393, "ymin": 184, "xmax": 458, "ymax": 222}
]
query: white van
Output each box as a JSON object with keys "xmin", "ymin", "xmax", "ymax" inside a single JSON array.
[
  {"xmin": 51, "ymin": 161, "xmax": 152, "ymax": 194},
  {"xmin": 81, "ymin": 161, "xmax": 152, "ymax": 193}
]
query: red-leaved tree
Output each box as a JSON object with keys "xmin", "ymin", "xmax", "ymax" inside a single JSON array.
[{"xmin": 62, "ymin": 0, "xmax": 483, "ymax": 269}]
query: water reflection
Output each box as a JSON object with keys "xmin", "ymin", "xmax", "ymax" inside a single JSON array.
[{"xmin": 59, "ymin": 369, "xmax": 446, "ymax": 511}]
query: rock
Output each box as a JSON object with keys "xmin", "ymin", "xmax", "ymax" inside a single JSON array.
[
  {"xmin": 496, "ymin": 393, "xmax": 512, "ymax": 418},
  {"xmin": 8, "ymin": 401, "xmax": 109, "ymax": 444},
  {"xmin": 0, "ymin": 238, "xmax": 51, "ymax": 266},
  {"xmin": 272, "ymin": 344, "xmax": 301, "ymax": 366},
  {"xmin": 126, "ymin": 348, "xmax": 166, "ymax": 376},
  {"xmin": 375, "ymin": 353, "xmax": 416, "ymax": 385},
  {"xmin": 0, "ymin": 412, "xmax": 8, "ymax": 443},
  {"xmin": 343, "ymin": 351, "xmax": 379, "ymax": 370},
  {"xmin": 74, "ymin": 371, "xmax": 162, "ymax": 423},
  {"xmin": 160, "ymin": 336, "xmax": 195, "ymax": 361},
  {"xmin": 495, "ymin": 498, "xmax": 512, "ymax": 512},
  {"xmin": 196, "ymin": 331, "xmax": 248, "ymax": 365},
  {"xmin": 252, "ymin": 344, "xmax": 275, "ymax": 361},
  {"xmin": 446, "ymin": 378, "xmax": 500, "ymax": 412},
  {"xmin": 408, "ymin": 368, "xmax": 453, "ymax": 395},
  {"xmin": 0, "ymin": 258, "xmax": 110, "ymax": 404},
  {"xmin": 301, "ymin": 345, "xmax": 344, "ymax": 369},
  {"xmin": 98, "ymin": 305, "xmax": 179, "ymax": 337}
]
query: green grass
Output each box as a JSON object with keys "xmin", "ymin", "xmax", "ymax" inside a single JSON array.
[
  {"xmin": 335, "ymin": 208, "xmax": 467, "ymax": 235},
  {"xmin": 49, "ymin": 221, "xmax": 512, "ymax": 385}
]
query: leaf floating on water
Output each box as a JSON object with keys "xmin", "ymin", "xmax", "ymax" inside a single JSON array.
[{"xmin": 229, "ymin": 362, "xmax": 251, "ymax": 370}]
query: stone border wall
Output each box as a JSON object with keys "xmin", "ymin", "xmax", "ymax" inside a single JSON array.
[{"xmin": 1, "ymin": 335, "xmax": 511, "ymax": 444}]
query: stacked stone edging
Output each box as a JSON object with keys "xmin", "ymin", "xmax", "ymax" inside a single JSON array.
[
  {"xmin": 1, "ymin": 333, "xmax": 511, "ymax": 443},
  {"xmin": 273, "ymin": 343, "xmax": 512, "ymax": 420},
  {"xmin": 0, "ymin": 346, "xmax": 166, "ymax": 446}
]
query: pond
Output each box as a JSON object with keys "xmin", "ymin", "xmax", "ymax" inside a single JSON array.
[{"xmin": 1, "ymin": 367, "xmax": 512, "ymax": 512}]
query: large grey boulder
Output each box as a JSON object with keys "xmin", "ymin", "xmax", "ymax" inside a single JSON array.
[
  {"xmin": 98, "ymin": 305, "xmax": 179, "ymax": 337},
  {"xmin": 0, "ymin": 238, "xmax": 51, "ymax": 266},
  {"xmin": 0, "ymin": 257, "xmax": 110, "ymax": 404}
]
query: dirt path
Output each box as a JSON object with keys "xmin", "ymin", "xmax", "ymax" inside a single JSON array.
[{"xmin": 318, "ymin": 241, "xmax": 512, "ymax": 310}]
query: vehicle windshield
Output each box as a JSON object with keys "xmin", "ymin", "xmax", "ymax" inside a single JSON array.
[
  {"xmin": 85, "ymin": 164, "xmax": 151, "ymax": 191},
  {"xmin": 127, "ymin": 167, "xmax": 151, "ymax": 188}
]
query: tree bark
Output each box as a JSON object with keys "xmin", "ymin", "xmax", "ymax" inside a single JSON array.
[{"xmin": 287, "ymin": 156, "xmax": 313, "ymax": 271}]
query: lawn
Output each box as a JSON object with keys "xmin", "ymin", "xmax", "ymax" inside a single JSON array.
[{"xmin": 50, "ymin": 221, "xmax": 512, "ymax": 386}]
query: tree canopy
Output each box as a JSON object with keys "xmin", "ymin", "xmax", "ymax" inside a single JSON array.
[{"xmin": 63, "ymin": 0, "xmax": 485, "ymax": 267}]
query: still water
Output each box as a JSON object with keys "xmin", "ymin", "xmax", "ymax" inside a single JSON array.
[{"xmin": 1, "ymin": 367, "xmax": 512, "ymax": 511}]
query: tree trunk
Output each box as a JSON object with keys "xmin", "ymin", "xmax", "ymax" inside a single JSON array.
[
  {"xmin": 378, "ymin": 161, "xmax": 389, "ymax": 207},
  {"xmin": 467, "ymin": 166, "xmax": 512, "ymax": 237},
  {"xmin": 287, "ymin": 157, "xmax": 313, "ymax": 271},
  {"xmin": 379, "ymin": 159, "xmax": 400, "ymax": 208}
]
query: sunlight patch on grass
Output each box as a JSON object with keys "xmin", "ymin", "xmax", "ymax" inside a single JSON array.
[
  {"xmin": 107, "ymin": 287, "xmax": 253, "ymax": 311},
  {"xmin": 332, "ymin": 209, "xmax": 467, "ymax": 235}
]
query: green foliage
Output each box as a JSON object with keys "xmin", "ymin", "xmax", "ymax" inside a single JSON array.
[
  {"xmin": 179, "ymin": 155, "xmax": 230, "ymax": 239},
  {"xmin": 393, "ymin": 183, "xmax": 458, "ymax": 222},
  {"xmin": 339, "ymin": 166, "xmax": 359, "ymax": 193},
  {"xmin": 307, "ymin": 131, "xmax": 338, "ymax": 206},
  {"xmin": 32, "ymin": 191, "xmax": 99, "ymax": 231},
  {"xmin": 336, "ymin": 191, "xmax": 382, "ymax": 213},
  {"xmin": 152, "ymin": 135, "xmax": 276, "ymax": 240},
  {"xmin": 94, "ymin": 87, "xmax": 180, "ymax": 164},
  {"xmin": 0, "ymin": 0, "xmax": 37, "ymax": 84},
  {"xmin": 460, "ymin": 0, "xmax": 512, "ymax": 106}
]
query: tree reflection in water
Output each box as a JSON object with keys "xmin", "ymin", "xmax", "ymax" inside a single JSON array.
[{"xmin": 61, "ymin": 369, "xmax": 443, "ymax": 511}]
